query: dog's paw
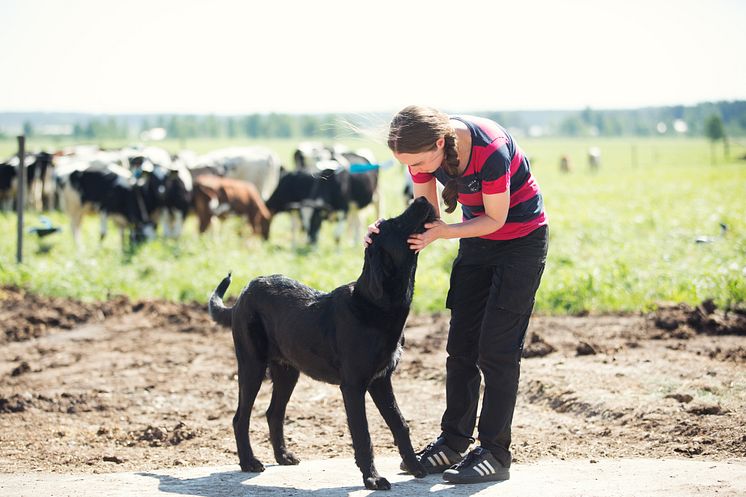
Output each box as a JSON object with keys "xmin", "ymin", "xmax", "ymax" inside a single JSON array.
[
  {"xmin": 275, "ymin": 451, "xmax": 300, "ymax": 465},
  {"xmin": 240, "ymin": 458, "xmax": 265, "ymax": 472},
  {"xmin": 407, "ymin": 461, "xmax": 427, "ymax": 478},
  {"xmin": 364, "ymin": 476, "xmax": 391, "ymax": 490}
]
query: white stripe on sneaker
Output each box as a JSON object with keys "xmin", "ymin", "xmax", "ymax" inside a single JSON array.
[
  {"xmin": 435, "ymin": 452, "xmax": 447, "ymax": 466},
  {"xmin": 477, "ymin": 461, "xmax": 495, "ymax": 475},
  {"xmin": 474, "ymin": 464, "xmax": 486, "ymax": 476},
  {"xmin": 427, "ymin": 455, "xmax": 438, "ymax": 466}
]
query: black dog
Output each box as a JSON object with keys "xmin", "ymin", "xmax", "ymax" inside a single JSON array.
[{"xmin": 208, "ymin": 196, "xmax": 435, "ymax": 490}]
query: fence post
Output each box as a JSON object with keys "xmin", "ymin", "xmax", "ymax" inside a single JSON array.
[{"xmin": 16, "ymin": 135, "xmax": 25, "ymax": 263}]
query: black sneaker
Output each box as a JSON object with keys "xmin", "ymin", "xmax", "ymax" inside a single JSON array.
[
  {"xmin": 442, "ymin": 447, "xmax": 509, "ymax": 484},
  {"xmin": 400, "ymin": 437, "xmax": 465, "ymax": 474}
]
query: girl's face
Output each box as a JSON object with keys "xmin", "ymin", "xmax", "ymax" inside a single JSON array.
[{"xmin": 394, "ymin": 137, "xmax": 445, "ymax": 175}]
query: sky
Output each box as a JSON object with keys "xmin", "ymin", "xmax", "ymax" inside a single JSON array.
[{"xmin": 2, "ymin": 0, "xmax": 745, "ymax": 115}]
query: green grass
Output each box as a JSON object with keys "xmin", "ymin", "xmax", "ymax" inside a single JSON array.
[{"xmin": 1, "ymin": 136, "xmax": 744, "ymax": 314}]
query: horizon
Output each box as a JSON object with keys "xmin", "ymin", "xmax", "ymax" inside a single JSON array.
[
  {"xmin": 2, "ymin": 0, "xmax": 745, "ymax": 115},
  {"xmin": 2, "ymin": 98, "xmax": 743, "ymax": 117}
]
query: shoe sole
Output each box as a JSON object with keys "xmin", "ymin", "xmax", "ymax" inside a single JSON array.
[
  {"xmin": 400, "ymin": 462, "xmax": 455, "ymax": 474},
  {"xmin": 442, "ymin": 469, "xmax": 510, "ymax": 484}
]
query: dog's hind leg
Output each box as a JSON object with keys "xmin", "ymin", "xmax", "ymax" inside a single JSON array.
[
  {"xmin": 232, "ymin": 330, "xmax": 267, "ymax": 473},
  {"xmin": 340, "ymin": 383, "xmax": 390, "ymax": 490},
  {"xmin": 368, "ymin": 375, "xmax": 427, "ymax": 478},
  {"xmin": 266, "ymin": 361, "xmax": 300, "ymax": 465}
]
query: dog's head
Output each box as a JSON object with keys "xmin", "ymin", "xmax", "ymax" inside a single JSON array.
[{"xmin": 361, "ymin": 196, "xmax": 437, "ymax": 304}]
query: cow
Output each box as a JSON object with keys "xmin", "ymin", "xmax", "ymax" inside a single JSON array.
[
  {"xmin": 135, "ymin": 164, "xmax": 192, "ymax": 239},
  {"xmin": 0, "ymin": 152, "xmax": 55, "ymax": 211},
  {"xmin": 192, "ymin": 175, "xmax": 271, "ymax": 239},
  {"xmin": 59, "ymin": 164, "xmax": 154, "ymax": 249},
  {"xmin": 194, "ymin": 147, "xmax": 281, "ymax": 200},
  {"xmin": 134, "ymin": 161, "xmax": 193, "ymax": 239},
  {"xmin": 182, "ymin": 147, "xmax": 223, "ymax": 181},
  {"xmin": 25, "ymin": 152, "xmax": 56, "ymax": 211},
  {"xmin": 265, "ymin": 168, "xmax": 349, "ymax": 246},
  {"xmin": 588, "ymin": 147, "xmax": 601, "ymax": 172},
  {"xmin": 0, "ymin": 160, "xmax": 17, "ymax": 211},
  {"xmin": 293, "ymin": 141, "xmax": 348, "ymax": 171},
  {"xmin": 287, "ymin": 143, "xmax": 381, "ymax": 244},
  {"xmin": 338, "ymin": 149, "xmax": 380, "ymax": 242}
]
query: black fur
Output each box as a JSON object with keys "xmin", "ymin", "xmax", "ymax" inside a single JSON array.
[{"xmin": 209, "ymin": 197, "xmax": 435, "ymax": 490}]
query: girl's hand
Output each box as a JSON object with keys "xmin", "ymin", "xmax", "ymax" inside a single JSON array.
[
  {"xmin": 407, "ymin": 219, "xmax": 446, "ymax": 253},
  {"xmin": 363, "ymin": 218, "xmax": 383, "ymax": 247}
]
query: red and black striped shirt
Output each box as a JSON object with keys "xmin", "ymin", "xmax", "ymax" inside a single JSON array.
[{"xmin": 409, "ymin": 115, "xmax": 547, "ymax": 240}]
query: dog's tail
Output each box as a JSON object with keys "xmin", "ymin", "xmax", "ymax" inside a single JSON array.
[{"xmin": 208, "ymin": 272, "xmax": 234, "ymax": 328}]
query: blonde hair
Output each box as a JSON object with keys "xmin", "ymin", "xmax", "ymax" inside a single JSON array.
[{"xmin": 388, "ymin": 105, "xmax": 461, "ymax": 213}]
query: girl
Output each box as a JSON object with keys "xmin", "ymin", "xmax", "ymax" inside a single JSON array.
[{"xmin": 365, "ymin": 105, "xmax": 548, "ymax": 484}]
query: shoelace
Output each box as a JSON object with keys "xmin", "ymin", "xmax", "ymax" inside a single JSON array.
[
  {"xmin": 415, "ymin": 441, "xmax": 438, "ymax": 457},
  {"xmin": 452, "ymin": 448, "xmax": 484, "ymax": 470}
]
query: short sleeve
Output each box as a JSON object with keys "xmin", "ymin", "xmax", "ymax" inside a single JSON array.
[{"xmin": 480, "ymin": 144, "xmax": 511, "ymax": 194}]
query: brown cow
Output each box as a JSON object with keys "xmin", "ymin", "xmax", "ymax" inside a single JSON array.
[{"xmin": 193, "ymin": 175, "xmax": 271, "ymax": 239}]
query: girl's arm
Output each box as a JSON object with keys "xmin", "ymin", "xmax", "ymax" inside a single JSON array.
[{"xmin": 408, "ymin": 190, "xmax": 509, "ymax": 252}]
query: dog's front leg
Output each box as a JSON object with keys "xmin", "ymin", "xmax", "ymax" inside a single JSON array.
[
  {"xmin": 368, "ymin": 375, "xmax": 427, "ymax": 478},
  {"xmin": 340, "ymin": 383, "xmax": 390, "ymax": 490}
]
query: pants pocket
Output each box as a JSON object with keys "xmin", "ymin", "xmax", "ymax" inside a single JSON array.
[{"xmin": 494, "ymin": 262, "xmax": 545, "ymax": 315}]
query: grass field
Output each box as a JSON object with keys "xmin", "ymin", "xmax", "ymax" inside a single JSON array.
[{"xmin": 1, "ymin": 136, "xmax": 744, "ymax": 314}]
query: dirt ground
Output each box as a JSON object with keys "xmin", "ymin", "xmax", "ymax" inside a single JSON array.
[{"xmin": 1, "ymin": 286, "xmax": 744, "ymax": 475}]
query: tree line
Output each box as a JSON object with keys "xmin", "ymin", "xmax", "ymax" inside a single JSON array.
[{"xmin": 6, "ymin": 100, "xmax": 745, "ymax": 140}]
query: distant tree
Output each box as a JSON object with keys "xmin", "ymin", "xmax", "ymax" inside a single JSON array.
[
  {"xmin": 106, "ymin": 116, "xmax": 126, "ymax": 139},
  {"xmin": 243, "ymin": 115, "xmax": 262, "ymax": 137},
  {"xmin": 580, "ymin": 107, "xmax": 594, "ymax": 126},
  {"xmin": 141, "ymin": 118, "xmax": 153, "ymax": 134},
  {"xmin": 265, "ymin": 113, "xmax": 295, "ymax": 138},
  {"xmin": 558, "ymin": 116, "xmax": 584, "ymax": 136},
  {"xmin": 671, "ymin": 104, "xmax": 685, "ymax": 119},
  {"xmin": 299, "ymin": 115, "xmax": 320, "ymax": 137},
  {"xmin": 168, "ymin": 115, "xmax": 200, "ymax": 139},
  {"xmin": 601, "ymin": 115, "xmax": 623, "ymax": 136},
  {"xmin": 202, "ymin": 115, "xmax": 221, "ymax": 138},
  {"xmin": 483, "ymin": 111, "xmax": 506, "ymax": 126},
  {"xmin": 629, "ymin": 116, "xmax": 652, "ymax": 136},
  {"xmin": 72, "ymin": 123, "xmax": 83, "ymax": 138},
  {"xmin": 705, "ymin": 114, "xmax": 727, "ymax": 164},
  {"xmin": 226, "ymin": 117, "xmax": 238, "ymax": 138},
  {"xmin": 22, "ymin": 121, "xmax": 34, "ymax": 137}
]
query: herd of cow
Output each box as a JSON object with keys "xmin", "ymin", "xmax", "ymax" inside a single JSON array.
[{"xmin": 0, "ymin": 142, "xmax": 388, "ymax": 249}]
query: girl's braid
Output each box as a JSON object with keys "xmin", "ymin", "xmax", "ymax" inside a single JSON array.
[{"xmin": 441, "ymin": 132, "xmax": 461, "ymax": 213}]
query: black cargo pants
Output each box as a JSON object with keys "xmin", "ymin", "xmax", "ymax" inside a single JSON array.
[{"xmin": 439, "ymin": 225, "xmax": 548, "ymax": 467}]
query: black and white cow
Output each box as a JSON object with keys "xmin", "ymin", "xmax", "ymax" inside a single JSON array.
[
  {"xmin": 339, "ymin": 149, "xmax": 380, "ymax": 241},
  {"xmin": 59, "ymin": 165, "xmax": 154, "ymax": 248},
  {"xmin": 137, "ymin": 164, "xmax": 193, "ymax": 239},
  {"xmin": 0, "ymin": 160, "xmax": 17, "ymax": 211},
  {"xmin": 265, "ymin": 168, "xmax": 347, "ymax": 245},
  {"xmin": 125, "ymin": 148, "xmax": 193, "ymax": 239},
  {"xmin": 293, "ymin": 141, "xmax": 348, "ymax": 171},
  {"xmin": 28, "ymin": 152, "xmax": 56, "ymax": 210},
  {"xmin": 0, "ymin": 152, "xmax": 55, "ymax": 211},
  {"xmin": 291, "ymin": 143, "xmax": 381, "ymax": 242}
]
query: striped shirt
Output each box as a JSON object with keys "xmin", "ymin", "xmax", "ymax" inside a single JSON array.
[{"xmin": 409, "ymin": 115, "xmax": 547, "ymax": 240}]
